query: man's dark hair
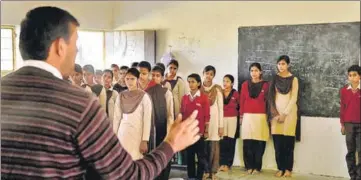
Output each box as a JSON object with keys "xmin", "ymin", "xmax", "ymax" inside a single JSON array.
[
  {"xmin": 120, "ymin": 66, "xmax": 129, "ymax": 71},
  {"xmin": 83, "ymin": 64, "xmax": 95, "ymax": 74},
  {"xmin": 138, "ymin": 61, "xmax": 151, "ymax": 72},
  {"xmin": 348, "ymin": 65, "xmax": 361, "ymax": 75},
  {"xmin": 19, "ymin": 6, "xmax": 79, "ymax": 60},
  {"xmin": 152, "ymin": 65, "xmax": 165, "ymax": 77},
  {"xmin": 103, "ymin": 69, "xmax": 113, "ymax": 78}
]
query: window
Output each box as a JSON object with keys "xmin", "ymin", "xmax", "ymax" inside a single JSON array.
[
  {"xmin": 1, "ymin": 26, "xmax": 15, "ymax": 75},
  {"xmin": 76, "ymin": 30, "xmax": 105, "ymax": 70}
]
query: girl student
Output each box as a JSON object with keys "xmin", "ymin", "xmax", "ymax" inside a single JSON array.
[
  {"xmin": 219, "ymin": 74, "xmax": 239, "ymax": 172},
  {"xmin": 181, "ymin": 73, "xmax": 210, "ymax": 180},
  {"xmin": 268, "ymin": 55, "xmax": 299, "ymax": 178},
  {"xmin": 239, "ymin": 62, "xmax": 269, "ymax": 175}
]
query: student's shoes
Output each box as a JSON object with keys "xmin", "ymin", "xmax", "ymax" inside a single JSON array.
[
  {"xmin": 283, "ymin": 170, "xmax": 292, "ymax": 177},
  {"xmin": 275, "ymin": 170, "xmax": 284, "ymax": 177},
  {"xmin": 223, "ymin": 166, "xmax": 229, "ymax": 172},
  {"xmin": 247, "ymin": 169, "xmax": 253, "ymax": 175}
]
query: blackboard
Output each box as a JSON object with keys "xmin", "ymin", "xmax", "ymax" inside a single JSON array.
[{"xmin": 238, "ymin": 22, "xmax": 360, "ymax": 117}]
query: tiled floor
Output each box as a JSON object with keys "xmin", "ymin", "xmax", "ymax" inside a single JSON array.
[{"xmin": 169, "ymin": 167, "xmax": 349, "ymax": 180}]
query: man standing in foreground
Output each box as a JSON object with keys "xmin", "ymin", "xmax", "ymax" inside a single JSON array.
[{"xmin": 1, "ymin": 6, "xmax": 200, "ymax": 180}]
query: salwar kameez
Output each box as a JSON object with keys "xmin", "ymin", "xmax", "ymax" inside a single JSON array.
[{"xmin": 113, "ymin": 91, "xmax": 152, "ymax": 160}]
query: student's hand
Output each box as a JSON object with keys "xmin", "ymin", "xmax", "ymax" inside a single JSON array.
[
  {"xmin": 204, "ymin": 132, "xmax": 209, "ymax": 139},
  {"xmin": 140, "ymin": 141, "xmax": 148, "ymax": 154},
  {"xmin": 341, "ymin": 126, "xmax": 345, "ymax": 135},
  {"xmin": 218, "ymin": 128, "xmax": 224, "ymax": 137},
  {"xmin": 164, "ymin": 111, "xmax": 200, "ymax": 153},
  {"xmin": 273, "ymin": 115, "xmax": 280, "ymax": 122},
  {"xmin": 278, "ymin": 114, "xmax": 286, "ymax": 124}
]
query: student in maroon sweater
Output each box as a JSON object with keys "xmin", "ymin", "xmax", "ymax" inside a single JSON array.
[
  {"xmin": 181, "ymin": 73, "xmax": 211, "ymax": 180},
  {"xmin": 219, "ymin": 74, "xmax": 239, "ymax": 172},
  {"xmin": 340, "ymin": 65, "xmax": 361, "ymax": 180},
  {"xmin": 240, "ymin": 63, "xmax": 269, "ymax": 175}
]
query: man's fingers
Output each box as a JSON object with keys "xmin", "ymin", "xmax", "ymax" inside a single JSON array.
[
  {"xmin": 190, "ymin": 110, "xmax": 198, "ymax": 119},
  {"xmin": 182, "ymin": 110, "xmax": 198, "ymax": 127},
  {"xmin": 174, "ymin": 113, "xmax": 183, "ymax": 124},
  {"xmin": 186, "ymin": 119, "xmax": 199, "ymax": 131},
  {"xmin": 190, "ymin": 134, "xmax": 201, "ymax": 145},
  {"xmin": 189, "ymin": 126, "xmax": 200, "ymax": 137}
]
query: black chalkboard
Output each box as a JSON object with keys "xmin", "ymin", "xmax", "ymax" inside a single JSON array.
[{"xmin": 238, "ymin": 22, "xmax": 360, "ymax": 117}]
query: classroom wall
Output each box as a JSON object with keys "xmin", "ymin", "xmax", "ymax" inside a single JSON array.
[
  {"xmin": 113, "ymin": 1, "xmax": 360, "ymax": 178},
  {"xmin": 1, "ymin": 1, "xmax": 116, "ymax": 30}
]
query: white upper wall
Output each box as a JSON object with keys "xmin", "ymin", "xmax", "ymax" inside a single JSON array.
[{"xmin": 1, "ymin": 1, "xmax": 116, "ymax": 30}]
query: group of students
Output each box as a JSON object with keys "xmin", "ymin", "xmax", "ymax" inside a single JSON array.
[{"xmin": 68, "ymin": 55, "xmax": 360, "ymax": 180}]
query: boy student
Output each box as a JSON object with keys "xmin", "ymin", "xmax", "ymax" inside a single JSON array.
[
  {"xmin": 150, "ymin": 65, "xmax": 175, "ymax": 180},
  {"xmin": 102, "ymin": 69, "xmax": 119, "ymax": 125},
  {"xmin": 182, "ymin": 73, "xmax": 210, "ymax": 180},
  {"xmin": 137, "ymin": 61, "xmax": 157, "ymax": 151},
  {"xmin": 95, "ymin": 69, "xmax": 103, "ymax": 84},
  {"xmin": 137, "ymin": 61, "xmax": 157, "ymax": 91},
  {"xmin": 70, "ymin": 64, "xmax": 83, "ymax": 87},
  {"xmin": 201, "ymin": 65, "xmax": 224, "ymax": 179},
  {"xmin": 340, "ymin": 65, "xmax": 361, "ymax": 180},
  {"xmin": 82, "ymin": 64, "xmax": 107, "ymax": 110},
  {"xmin": 131, "ymin": 61, "xmax": 139, "ymax": 69},
  {"xmin": 111, "ymin": 64, "xmax": 120, "ymax": 85},
  {"xmin": 113, "ymin": 65, "xmax": 129, "ymax": 93}
]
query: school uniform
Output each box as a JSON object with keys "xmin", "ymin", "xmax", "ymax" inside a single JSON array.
[
  {"xmin": 181, "ymin": 90, "xmax": 210, "ymax": 179},
  {"xmin": 340, "ymin": 83, "xmax": 361, "ymax": 180},
  {"xmin": 146, "ymin": 83, "xmax": 175, "ymax": 180},
  {"xmin": 164, "ymin": 75, "xmax": 186, "ymax": 117},
  {"xmin": 164, "ymin": 75, "xmax": 187, "ymax": 165},
  {"xmin": 240, "ymin": 80, "xmax": 269, "ymax": 171},
  {"xmin": 220, "ymin": 89, "xmax": 239, "ymax": 168},
  {"xmin": 268, "ymin": 74, "xmax": 299, "ymax": 172},
  {"xmin": 82, "ymin": 84, "xmax": 107, "ymax": 111},
  {"xmin": 105, "ymin": 87, "xmax": 118, "ymax": 126},
  {"xmin": 201, "ymin": 83, "xmax": 224, "ymax": 174},
  {"xmin": 113, "ymin": 83, "xmax": 128, "ymax": 93},
  {"xmin": 113, "ymin": 90, "xmax": 152, "ymax": 160}
]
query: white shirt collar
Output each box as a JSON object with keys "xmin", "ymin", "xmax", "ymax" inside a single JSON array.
[
  {"xmin": 22, "ymin": 60, "xmax": 63, "ymax": 79},
  {"xmin": 347, "ymin": 82, "xmax": 360, "ymax": 90},
  {"xmin": 105, "ymin": 86, "xmax": 113, "ymax": 91},
  {"xmin": 188, "ymin": 90, "xmax": 201, "ymax": 100}
]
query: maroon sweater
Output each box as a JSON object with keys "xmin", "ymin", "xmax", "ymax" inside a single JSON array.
[
  {"xmin": 340, "ymin": 85, "xmax": 361, "ymax": 125},
  {"xmin": 224, "ymin": 90, "xmax": 239, "ymax": 117},
  {"xmin": 181, "ymin": 92, "xmax": 210, "ymax": 134},
  {"xmin": 1, "ymin": 67, "xmax": 174, "ymax": 180},
  {"xmin": 239, "ymin": 81, "xmax": 269, "ymax": 116}
]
